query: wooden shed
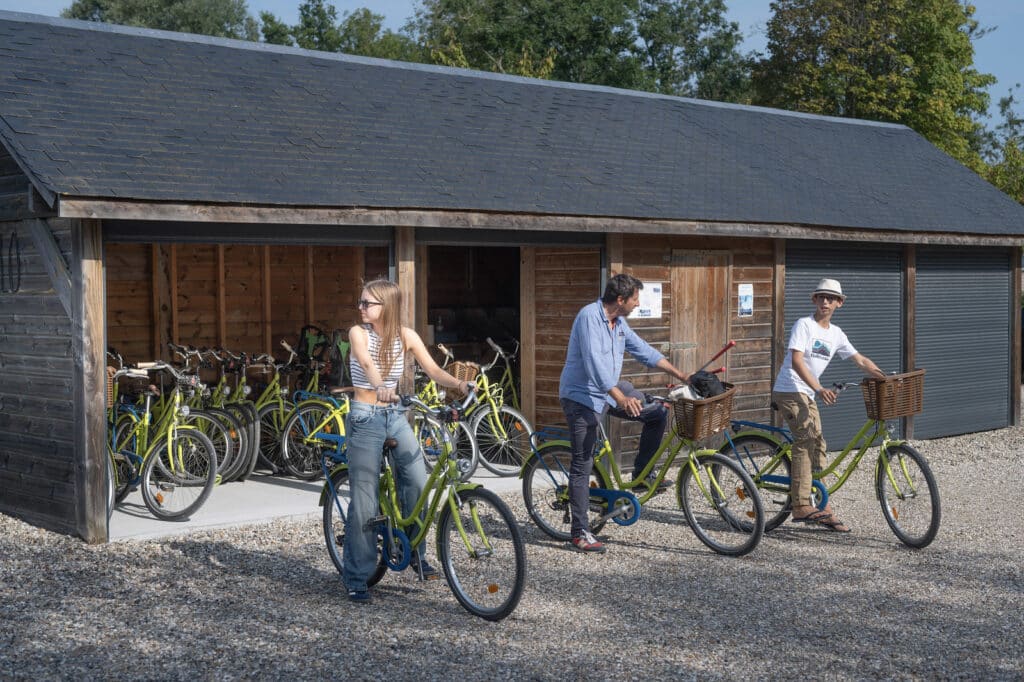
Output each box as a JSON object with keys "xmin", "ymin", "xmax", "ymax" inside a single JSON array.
[{"xmin": 1, "ymin": 11, "xmax": 1023, "ymax": 542}]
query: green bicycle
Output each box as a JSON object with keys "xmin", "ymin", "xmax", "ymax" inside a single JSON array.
[
  {"xmin": 321, "ymin": 392, "xmax": 527, "ymax": 621},
  {"xmin": 522, "ymin": 385, "xmax": 765, "ymax": 556},
  {"xmin": 721, "ymin": 370, "xmax": 940, "ymax": 548}
]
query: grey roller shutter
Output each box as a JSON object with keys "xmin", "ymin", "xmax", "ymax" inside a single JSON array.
[
  {"xmin": 914, "ymin": 247, "xmax": 1012, "ymax": 437},
  {"xmin": 784, "ymin": 243, "xmax": 903, "ymax": 445}
]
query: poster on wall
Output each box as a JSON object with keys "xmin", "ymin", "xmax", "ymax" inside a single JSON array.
[
  {"xmin": 738, "ymin": 283, "xmax": 753, "ymax": 317},
  {"xmin": 628, "ymin": 281, "xmax": 663, "ymax": 319}
]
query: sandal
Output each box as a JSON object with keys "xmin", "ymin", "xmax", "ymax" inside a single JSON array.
[{"xmin": 792, "ymin": 509, "xmax": 851, "ymax": 533}]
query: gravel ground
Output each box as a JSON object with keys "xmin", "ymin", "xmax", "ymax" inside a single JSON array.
[{"xmin": 1, "ymin": 427, "xmax": 1022, "ymax": 681}]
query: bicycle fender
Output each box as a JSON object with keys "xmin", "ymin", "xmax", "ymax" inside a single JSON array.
[
  {"xmin": 587, "ymin": 488, "xmax": 641, "ymax": 526},
  {"xmin": 731, "ymin": 430, "xmax": 785, "ymax": 448},
  {"xmin": 318, "ymin": 463, "xmax": 349, "ymax": 507},
  {"xmin": 518, "ymin": 440, "xmax": 572, "ymax": 479}
]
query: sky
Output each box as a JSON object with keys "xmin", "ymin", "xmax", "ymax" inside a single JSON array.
[{"xmin": 1, "ymin": 0, "xmax": 1021, "ymax": 118}]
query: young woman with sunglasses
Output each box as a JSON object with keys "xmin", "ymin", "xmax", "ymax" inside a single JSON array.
[{"xmin": 342, "ymin": 279, "xmax": 475, "ymax": 603}]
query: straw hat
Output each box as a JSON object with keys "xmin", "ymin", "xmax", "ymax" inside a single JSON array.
[{"xmin": 811, "ymin": 278, "xmax": 846, "ymax": 301}]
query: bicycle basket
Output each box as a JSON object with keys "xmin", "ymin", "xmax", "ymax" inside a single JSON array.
[
  {"xmin": 861, "ymin": 369, "xmax": 925, "ymax": 420},
  {"xmin": 672, "ymin": 383, "xmax": 736, "ymax": 440},
  {"xmin": 447, "ymin": 361, "xmax": 480, "ymax": 399}
]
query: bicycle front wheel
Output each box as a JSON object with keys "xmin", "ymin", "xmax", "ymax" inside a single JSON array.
[
  {"xmin": 876, "ymin": 444, "xmax": 940, "ymax": 548},
  {"xmin": 473, "ymin": 405, "xmax": 533, "ymax": 476},
  {"xmin": 522, "ymin": 445, "xmax": 610, "ymax": 541},
  {"xmin": 436, "ymin": 487, "xmax": 526, "ymax": 621},
  {"xmin": 679, "ymin": 453, "xmax": 764, "ymax": 556},
  {"xmin": 281, "ymin": 402, "xmax": 338, "ymax": 480},
  {"xmin": 321, "ymin": 468, "xmax": 389, "ymax": 586},
  {"xmin": 257, "ymin": 400, "xmax": 294, "ymax": 472},
  {"xmin": 719, "ymin": 434, "xmax": 792, "ymax": 531},
  {"xmin": 140, "ymin": 430, "xmax": 218, "ymax": 520}
]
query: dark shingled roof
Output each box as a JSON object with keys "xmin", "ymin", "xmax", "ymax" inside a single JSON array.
[{"xmin": 1, "ymin": 11, "xmax": 1023, "ymax": 235}]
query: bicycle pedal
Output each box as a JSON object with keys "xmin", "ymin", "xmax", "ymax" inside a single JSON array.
[{"xmin": 363, "ymin": 515, "xmax": 388, "ymax": 530}]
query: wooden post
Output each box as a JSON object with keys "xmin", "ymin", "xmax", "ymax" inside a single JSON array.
[
  {"xmin": 305, "ymin": 246, "xmax": 315, "ymax": 324},
  {"xmin": 1013, "ymin": 246, "xmax": 1022, "ymax": 426},
  {"xmin": 217, "ymin": 244, "xmax": 226, "ymax": 348},
  {"xmin": 415, "ymin": 244, "xmax": 429, "ymax": 338},
  {"xmin": 170, "ymin": 244, "xmax": 179, "ymax": 345},
  {"xmin": 772, "ymin": 240, "xmax": 786, "ymax": 427},
  {"xmin": 395, "ymin": 226, "xmax": 416, "ymax": 330},
  {"xmin": 71, "ymin": 218, "xmax": 107, "ymax": 543},
  {"xmin": 262, "ymin": 246, "xmax": 272, "ymax": 356},
  {"xmin": 903, "ymin": 244, "xmax": 916, "ymax": 437},
  {"xmin": 520, "ymin": 247, "xmax": 536, "ymax": 426},
  {"xmin": 606, "ymin": 233, "xmax": 623, "ymax": 277}
]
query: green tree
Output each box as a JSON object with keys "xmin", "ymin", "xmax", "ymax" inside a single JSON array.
[
  {"xmin": 259, "ymin": 10, "xmax": 293, "ymax": 46},
  {"xmin": 62, "ymin": 0, "xmax": 260, "ymax": 40},
  {"xmin": 986, "ymin": 87, "xmax": 1024, "ymax": 203},
  {"xmin": 336, "ymin": 8, "xmax": 423, "ymax": 61},
  {"xmin": 413, "ymin": 0, "xmax": 750, "ymax": 95},
  {"xmin": 292, "ymin": 0, "xmax": 343, "ymax": 51},
  {"xmin": 753, "ymin": 0, "xmax": 994, "ymax": 170},
  {"xmin": 635, "ymin": 0, "xmax": 752, "ymax": 101}
]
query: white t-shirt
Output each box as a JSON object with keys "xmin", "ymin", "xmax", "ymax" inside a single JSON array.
[{"xmin": 773, "ymin": 316, "xmax": 857, "ymax": 396}]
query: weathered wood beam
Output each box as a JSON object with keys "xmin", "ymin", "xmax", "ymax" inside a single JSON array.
[
  {"xmin": 71, "ymin": 218, "xmax": 107, "ymax": 543},
  {"xmin": 520, "ymin": 247, "xmax": 536, "ymax": 426},
  {"xmin": 25, "ymin": 218, "xmax": 72, "ymax": 317},
  {"xmin": 58, "ymin": 199, "xmax": 1024, "ymax": 247}
]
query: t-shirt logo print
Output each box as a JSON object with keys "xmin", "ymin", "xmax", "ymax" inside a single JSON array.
[{"xmin": 810, "ymin": 338, "xmax": 832, "ymax": 359}]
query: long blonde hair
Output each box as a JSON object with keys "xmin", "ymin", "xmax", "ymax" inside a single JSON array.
[{"xmin": 363, "ymin": 279, "xmax": 405, "ymax": 378}]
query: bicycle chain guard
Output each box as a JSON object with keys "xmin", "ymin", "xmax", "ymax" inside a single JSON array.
[
  {"xmin": 380, "ymin": 527, "xmax": 411, "ymax": 570},
  {"xmin": 587, "ymin": 488, "xmax": 641, "ymax": 526}
]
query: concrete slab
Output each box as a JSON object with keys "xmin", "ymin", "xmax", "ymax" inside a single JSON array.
[{"xmin": 109, "ymin": 467, "xmax": 524, "ymax": 542}]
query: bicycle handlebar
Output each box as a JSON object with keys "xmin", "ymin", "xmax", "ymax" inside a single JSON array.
[{"xmin": 399, "ymin": 388, "xmax": 477, "ymax": 417}]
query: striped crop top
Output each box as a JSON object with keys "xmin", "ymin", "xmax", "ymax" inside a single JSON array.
[{"xmin": 350, "ymin": 325, "xmax": 404, "ymax": 389}]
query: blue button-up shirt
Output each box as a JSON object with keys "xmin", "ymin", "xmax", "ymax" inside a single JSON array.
[{"xmin": 559, "ymin": 299, "xmax": 665, "ymax": 413}]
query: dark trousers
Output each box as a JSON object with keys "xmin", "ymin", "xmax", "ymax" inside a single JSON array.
[
  {"xmin": 561, "ymin": 385, "xmax": 668, "ymax": 538},
  {"xmin": 607, "ymin": 381, "xmax": 669, "ymax": 478}
]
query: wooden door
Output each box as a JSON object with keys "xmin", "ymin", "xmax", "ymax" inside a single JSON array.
[{"xmin": 670, "ymin": 250, "xmax": 732, "ymax": 373}]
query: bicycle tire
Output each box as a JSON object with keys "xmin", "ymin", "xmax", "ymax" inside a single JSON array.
[
  {"xmin": 220, "ymin": 403, "xmax": 254, "ymax": 481},
  {"xmin": 186, "ymin": 408, "xmax": 236, "ymax": 480},
  {"xmin": 436, "ymin": 487, "xmax": 526, "ymax": 621},
  {"xmin": 257, "ymin": 400, "xmax": 294, "ymax": 472},
  {"xmin": 876, "ymin": 444, "xmax": 941, "ymax": 549},
  {"xmin": 414, "ymin": 413, "xmax": 479, "ymax": 482},
  {"xmin": 110, "ymin": 450, "xmax": 137, "ymax": 505},
  {"xmin": 233, "ymin": 401, "xmax": 261, "ymax": 481},
  {"xmin": 280, "ymin": 402, "xmax": 338, "ymax": 480},
  {"xmin": 140, "ymin": 429, "xmax": 218, "ymax": 520},
  {"xmin": 472, "ymin": 405, "xmax": 533, "ymax": 476},
  {"xmin": 678, "ymin": 452, "xmax": 764, "ymax": 556},
  {"xmin": 522, "ymin": 444, "xmax": 610, "ymax": 541},
  {"xmin": 322, "ymin": 468, "xmax": 389, "ymax": 586},
  {"xmin": 718, "ymin": 434, "xmax": 792, "ymax": 531}
]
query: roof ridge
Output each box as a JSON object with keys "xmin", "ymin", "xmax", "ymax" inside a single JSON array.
[{"xmin": 0, "ymin": 9, "xmax": 908, "ymax": 131}]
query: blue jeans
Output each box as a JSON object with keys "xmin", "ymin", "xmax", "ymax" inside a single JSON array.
[
  {"xmin": 606, "ymin": 381, "xmax": 668, "ymax": 478},
  {"xmin": 561, "ymin": 398, "xmax": 601, "ymax": 539},
  {"xmin": 342, "ymin": 401, "xmax": 428, "ymax": 593}
]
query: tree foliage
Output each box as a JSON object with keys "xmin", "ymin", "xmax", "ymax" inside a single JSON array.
[
  {"xmin": 753, "ymin": 0, "xmax": 994, "ymax": 171},
  {"xmin": 62, "ymin": 0, "xmax": 259, "ymax": 40},
  {"xmin": 985, "ymin": 87, "xmax": 1024, "ymax": 203},
  {"xmin": 412, "ymin": 0, "xmax": 751, "ymax": 97},
  {"xmin": 260, "ymin": 1, "xmax": 421, "ymax": 60}
]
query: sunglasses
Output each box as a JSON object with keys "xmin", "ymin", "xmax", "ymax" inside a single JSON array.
[
  {"xmin": 816, "ymin": 294, "xmax": 842, "ymax": 303},
  {"xmin": 357, "ymin": 299, "xmax": 382, "ymax": 309}
]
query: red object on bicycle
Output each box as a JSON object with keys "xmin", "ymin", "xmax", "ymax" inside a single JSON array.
[{"xmin": 696, "ymin": 340, "xmax": 735, "ymax": 373}]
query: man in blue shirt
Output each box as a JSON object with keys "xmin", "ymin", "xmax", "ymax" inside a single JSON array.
[{"xmin": 560, "ymin": 274, "xmax": 691, "ymax": 553}]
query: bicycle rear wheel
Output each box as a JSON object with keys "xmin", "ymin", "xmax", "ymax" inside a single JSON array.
[
  {"xmin": 322, "ymin": 468, "xmax": 389, "ymax": 586},
  {"xmin": 876, "ymin": 444, "xmax": 940, "ymax": 548},
  {"xmin": 522, "ymin": 445, "xmax": 610, "ymax": 541},
  {"xmin": 678, "ymin": 452, "xmax": 764, "ymax": 556},
  {"xmin": 281, "ymin": 402, "xmax": 337, "ymax": 480},
  {"xmin": 140, "ymin": 430, "xmax": 218, "ymax": 520},
  {"xmin": 473, "ymin": 405, "xmax": 532, "ymax": 476},
  {"xmin": 257, "ymin": 400, "xmax": 294, "ymax": 473},
  {"xmin": 436, "ymin": 487, "xmax": 526, "ymax": 621},
  {"xmin": 719, "ymin": 434, "xmax": 792, "ymax": 531}
]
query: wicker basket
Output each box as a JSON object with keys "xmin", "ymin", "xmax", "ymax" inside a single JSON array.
[
  {"xmin": 861, "ymin": 369, "xmax": 925, "ymax": 420},
  {"xmin": 447, "ymin": 361, "xmax": 480, "ymax": 400},
  {"xmin": 672, "ymin": 383, "xmax": 736, "ymax": 440},
  {"xmin": 246, "ymin": 363, "xmax": 275, "ymax": 381}
]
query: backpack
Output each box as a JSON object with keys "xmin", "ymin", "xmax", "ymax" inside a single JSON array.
[
  {"xmin": 688, "ymin": 370, "xmax": 726, "ymax": 399},
  {"xmin": 324, "ymin": 329, "xmax": 352, "ymax": 387}
]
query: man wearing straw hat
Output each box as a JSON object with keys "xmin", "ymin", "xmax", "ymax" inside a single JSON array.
[{"xmin": 772, "ymin": 278, "xmax": 885, "ymax": 532}]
